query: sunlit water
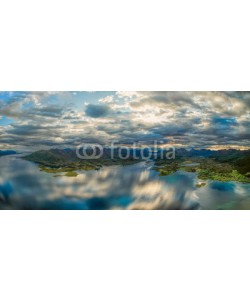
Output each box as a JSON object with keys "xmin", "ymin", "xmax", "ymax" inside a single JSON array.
[{"xmin": 1, "ymin": 155, "xmax": 250, "ymax": 209}]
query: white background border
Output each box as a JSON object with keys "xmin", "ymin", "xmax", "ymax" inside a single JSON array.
[{"xmin": 1, "ymin": 1, "xmax": 250, "ymax": 300}]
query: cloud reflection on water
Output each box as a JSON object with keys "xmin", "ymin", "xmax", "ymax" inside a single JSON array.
[{"xmin": 0, "ymin": 155, "xmax": 250, "ymax": 210}]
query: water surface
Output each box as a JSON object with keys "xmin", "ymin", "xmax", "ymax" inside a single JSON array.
[{"xmin": 1, "ymin": 155, "xmax": 250, "ymax": 209}]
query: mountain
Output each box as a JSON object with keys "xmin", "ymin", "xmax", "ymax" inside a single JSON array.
[
  {"xmin": 175, "ymin": 148, "xmax": 212, "ymax": 158},
  {"xmin": 0, "ymin": 150, "xmax": 17, "ymax": 157},
  {"xmin": 23, "ymin": 148, "xmax": 139, "ymax": 168},
  {"xmin": 212, "ymin": 149, "xmax": 250, "ymax": 175},
  {"xmin": 23, "ymin": 148, "xmax": 250, "ymax": 180},
  {"xmin": 24, "ymin": 147, "xmax": 250, "ymax": 163},
  {"xmin": 24, "ymin": 149, "xmax": 79, "ymax": 164}
]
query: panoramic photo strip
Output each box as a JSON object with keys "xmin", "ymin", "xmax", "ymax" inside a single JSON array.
[{"xmin": 0, "ymin": 91, "xmax": 250, "ymax": 210}]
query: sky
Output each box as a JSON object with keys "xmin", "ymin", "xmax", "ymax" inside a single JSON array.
[{"xmin": 0, "ymin": 91, "xmax": 250, "ymax": 150}]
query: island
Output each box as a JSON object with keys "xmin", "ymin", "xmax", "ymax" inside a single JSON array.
[
  {"xmin": 23, "ymin": 148, "xmax": 140, "ymax": 177},
  {"xmin": 23, "ymin": 148, "xmax": 250, "ymax": 183},
  {"xmin": 154, "ymin": 149, "xmax": 250, "ymax": 183}
]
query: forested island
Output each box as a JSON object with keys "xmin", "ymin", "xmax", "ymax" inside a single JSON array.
[
  {"xmin": 23, "ymin": 148, "xmax": 250, "ymax": 183},
  {"xmin": 155, "ymin": 149, "xmax": 250, "ymax": 183}
]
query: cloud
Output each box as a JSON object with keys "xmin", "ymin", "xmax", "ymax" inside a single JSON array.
[
  {"xmin": 0, "ymin": 91, "xmax": 249, "ymax": 150},
  {"xmin": 130, "ymin": 91, "xmax": 201, "ymax": 109},
  {"xmin": 85, "ymin": 104, "xmax": 111, "ymax": 118},
  {"xmin": 98, "ymin": 95, "xmax": 114, "ymax": 104}
]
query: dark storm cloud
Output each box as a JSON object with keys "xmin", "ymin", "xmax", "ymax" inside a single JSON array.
[{"xmin": 85, "ymin": 104, "xmax": 110, "ymax": 118}]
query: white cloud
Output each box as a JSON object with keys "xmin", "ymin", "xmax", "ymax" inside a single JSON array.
[
  {"xmin": 99, "ymin": 95, "xmax": 114, "ymax": 104},
  {"xmin": 0, "ymin": 91, "xmax": 249, "ymax": 150}
]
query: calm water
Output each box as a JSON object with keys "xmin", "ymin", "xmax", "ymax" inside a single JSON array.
[{"xmin": 0, "ymin": 155, "xmax": 250, "ymax": 209}]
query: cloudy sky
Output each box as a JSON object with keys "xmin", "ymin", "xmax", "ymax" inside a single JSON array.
[{"xmin": 0, "ymin": 91, "xmax": 250, "ymax": 150}]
